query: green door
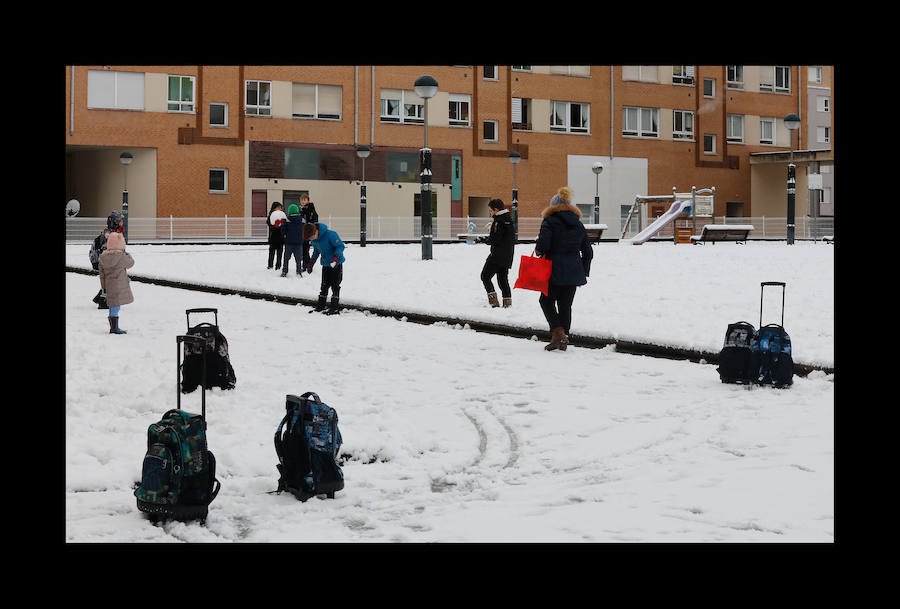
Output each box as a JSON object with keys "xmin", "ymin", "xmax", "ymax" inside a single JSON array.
[{"xmin": 451, "ymin": 155, "xmax": 462, "ymax": 200}]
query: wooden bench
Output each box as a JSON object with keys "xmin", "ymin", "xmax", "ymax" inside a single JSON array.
[
  {"xmin": 691, "ymin": 224, "xmax": 754, "ymax": 245},
  {"xmin": 582, "ymin": 224, "xmax": 608, "ymax": 242}
]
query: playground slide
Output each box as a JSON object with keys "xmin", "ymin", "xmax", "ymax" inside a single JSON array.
[{"xmin": 625, "ymin": 198, "xmax": 691, "ymax": 245}]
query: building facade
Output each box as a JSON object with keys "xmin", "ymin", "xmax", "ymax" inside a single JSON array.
[{"xmin": 65, "ymin": 65, "xmax": 834, "ymax": 231}]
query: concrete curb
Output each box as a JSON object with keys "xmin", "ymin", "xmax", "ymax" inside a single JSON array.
[{"xmin": 67, "ymin": 266, "xmax": 833, "ymax": 377}]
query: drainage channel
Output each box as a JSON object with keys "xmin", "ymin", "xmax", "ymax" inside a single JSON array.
[{"xmin": 67, "ymin": 266, "xmax": 832, "ymax": 377}]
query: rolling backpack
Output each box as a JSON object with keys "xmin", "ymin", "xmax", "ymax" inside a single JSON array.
[
  {"xmin": 716, "ymin": 321, "xmax": 756, "ymax": 384},
  {"xmin": 752, "ymin": 282, "xmax": 794, "ymax": 388},
  {"xmin": 181, "ymin": 308, "xmax": 237, "ymax": 393},
  {"xmin": 134, "ymin": 333, "xmax": 221, "ymax": 522},
  {"xmin": 274, "ymin": 392, "xmax": 344, "ymax": 501}
]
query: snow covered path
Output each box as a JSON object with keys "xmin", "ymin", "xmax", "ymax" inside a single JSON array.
[{"xmin": 65, "ymin": 270, "xmax": 834, "ymax": 543}]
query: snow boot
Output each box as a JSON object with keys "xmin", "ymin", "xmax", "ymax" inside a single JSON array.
[
  {"xmin": 502, "ymin": 296, "xmax": 512, "ymax": 308},
  {"xmin": 324, "ymin": 297, "xmax": 340, "ymax": 316},
  {"xmin": 108, "ymin": 316, "xmax": 127, "ymax": 335},
  {"xmin": 309, "ymin": 295, "xmax": 327, "ymax": 313},
  {"xmin": 487, "ymin": 291, "xmax": 499, "ymax": 308},
  {"xmin": 544, "ymin": 327, "xmax": 567, "ymax": 351}
]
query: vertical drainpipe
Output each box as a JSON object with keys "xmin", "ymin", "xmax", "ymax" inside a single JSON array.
[
  {"xmin": 354, "ymin": 66, "xmax": 358, "ymax": 146},
  {"xmin": 609, "ymin": 65, "xmax": 614, "ymax": 159},
  {"xmin": 797, "ymin": 66, "xmax": 802, "ymax": 150},
  {"xmin": 69, "ymin": 66, "xmax": 75, "ymax": 135},
  {"xmin": 370, "ymin": 66, "xmax": 375, "ymax": 148}
]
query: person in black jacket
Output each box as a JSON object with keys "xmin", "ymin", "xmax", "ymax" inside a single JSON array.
[
  {"xmin": 534, "ymin": 187, "xmax": 593, "ymax": 351},
  {"xmin": 300, "ymin": 195, "xmax": 319, "ymax": 270},
  {"xmin": 280, "ymin": 204, "xmax": 305, "ymax": 277},
  {"xmin": 266, "ymin": 202, "xmax": 286, "ymax": 270},
  {"xmin": 477, "ymin": 198, "xmax": 516, "ymax": 307}
]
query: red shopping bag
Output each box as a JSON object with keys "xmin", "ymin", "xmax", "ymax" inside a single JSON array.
[{"xmin": 514, "ymin": 249, "xmax": 552, "ymax": 296}]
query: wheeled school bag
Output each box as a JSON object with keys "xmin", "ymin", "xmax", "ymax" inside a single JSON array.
[
  {"xmin": 716, "ymin": 321, "xmax": 756, "ymax": 384},
  {"xmin": 181, "ymin": 308, "xmax": 236, "ymax": 393},
  {"xmin": 135, "ymin": 334, "xmax": 221, "ymax": 521},
  {"xmin": 274, "ymin": 392, "xmax": 344, "ymax": 501},
  {"xmin": 751, "ymin": 282, "xmax": 794, "ymax": 388}
]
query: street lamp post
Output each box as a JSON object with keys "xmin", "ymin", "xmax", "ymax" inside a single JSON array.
[
  {"xmin": 356, "ymin": 145, "xmax": 370, "ymax": 247},
  {"xmin": 591, "ymin": 161, "xmax": 604, "ymax": 225},
  {"xmin": 509, "ymin": 151, "xmax": 521, "ymax": 241},
  {"xmin": 784, "ymin": 113, "xmax": 801, "ymax": 245},
  {"xmin": 414, "ymin": 75, "xmax": 438, "ymax": 260},
  {"xmin": 119, "ymin": 152, "xmax": 133, "ymax": 241}
]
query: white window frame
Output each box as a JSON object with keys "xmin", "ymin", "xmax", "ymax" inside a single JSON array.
[
  {"xmin": 672, "ymin": 110, "xmax": 694, "ymax": 140},
  {"xmin": 380, "ymin": 90, "xmax": 424, "ymax": 124},
  {"xmin": 209, "ymin": 168, "xmax": 228, "ymax": 194},
  {"xmin": 817, "ymin": 126, "xmax": 831, "ymax": 144},
  {"xmin": 550, "ymin": 66, "xmax": 591, "ymax": 76},
  {"xmin": 483, "ymin": 120, "xmax": 498, "ymax": 142},
  {"xmin": 551, "ymin": 101, "xmax": 590, "ymax": 134},
  {"xmin": 809, "ymin": 66, "xmax": 823, "ymax": 84},
  {"xmin": 292, "ymin": 83, "xmax": 342, "ymax": 120},
  {"xmin": 167, "ymin": 75, "xmax": 195, "ymax": 113},
  {"xmin": 87, "ymin": 69, "xmax": 144, "ymax": 111},
  {"xmin": 759, "ymin": 118, "xmax": 775, "ymax": 145},
  {"xmin": 817, "ymin": 96, "xmax": 830, "ymax": 113},
  {"xmin": 483, "ymin": 66, "xmax": 497, "ymax": 80},
  {"xmin": 703, "ymin": 133, "xmax": 716, "ymax": 155},
  {"xmin": 209, "ymin": 102, "xmax": 228, "ymax": 127},
  {"xmin": 726, "ymin": 114, "xmax": 744, "ymax": 143},
  {"xmin": 673, "ymin": 65, "xmax": 694, "ymax": 85},
  {"xmin": 703, "ymin": 78, "xmax": 715, "ymax": 98},
  {"xmin": 449, "ymin": 94, "xmax": 471, "ymax": 127},
  {"xmin": 245, "ymin": 80, "xmax": 272, "ymax": 116},
  {"xmin": 726, "ymin": 65, "xmax": 743, "ymax": 89},
  {"xmin": 511, "ymin": 66, "xmax": 532, "ymax": 72},
  {"xmin": 622, "ymin": 106, "xmax": 658, "ymax": 138},
  {"xmin": 775, "ymin": 66, "xmax": 791, "ymax": 93}
]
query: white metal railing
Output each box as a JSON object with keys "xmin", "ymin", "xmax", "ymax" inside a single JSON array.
[{"xmin": 64, "ymin": 215, "xmax": 835, "ymax": 242}]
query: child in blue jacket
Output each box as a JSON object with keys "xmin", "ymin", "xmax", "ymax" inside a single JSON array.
[{"xmin": 303, "ymin": 222, "xmax": 345, "ymax": 314}]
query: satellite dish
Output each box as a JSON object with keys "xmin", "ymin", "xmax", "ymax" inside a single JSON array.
[{"xmin": 65, "ymin": 199, "xmax": 81, "ymax": 217}]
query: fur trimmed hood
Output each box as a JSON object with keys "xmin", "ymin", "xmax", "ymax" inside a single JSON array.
[{"xmin": 540, "ymin": 202, "xmax": 582, "ymax": 220}]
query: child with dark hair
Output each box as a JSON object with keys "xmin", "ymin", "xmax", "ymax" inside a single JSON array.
[
  {"xmin": 303, "ymin": 222, "xmax": 345, "ymax": 315},
  {"xmin": 477, "ymin": 198, "xmax": 515, "ymax": 308}
]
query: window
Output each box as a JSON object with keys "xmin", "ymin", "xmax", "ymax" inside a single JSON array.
[
  {"xmin": 704, "ymin": 134, "xmax": 716, "ymax": 154},
  {"xmin": 809, "ymin": 66, "xmax": 823, "ymax": 83},
  {"xmin": 672, "ymin": 110, "xmax": 694, "ymax": 140},
  {"xmin": 87, "ymin": 69, "xmax": 144, "ymax": 110},
  {"xmin": 209, "ymin": 168, "xmax": 228, "ymax": 193},
  {"xmin": 622, "ymin": 66, "xmax": 658, "ymax": 82},
  {"xmin": 759, "ymin": 66, "xmax": 774, "ymax": 92},
  {"xmin": 449, "ymin": 94, "xmax": 471, "ymax": 126},
  {"xmin": 550, "ymin": 66, "xmax": 590, "ymax": 76},
  {"xmin": 760, "ymin": 118, "xmax": 775, "ymax": 145},
  {"xmin": 483, "ymin": 120, "xmax": 498, "ymax": 142},
  {"xmin": 551, "ymin": 101, "xmax": 590, "ymax": 133},
  {"xmin": 703, "ymin": 78, "xmax": 715, "ymax": 97},
  {"xmin": 284, "ymin": 148, "xmax": 319, "ymax": 179},
  {"xmin": 511, "ymin": 97, "xmax": 531, "ymax": 129},
  {"xmin": 511, "ymin": 66, "xmax": 532, "ymax": 71},
  {"xmin": 167, "ymin": 75, "xmax": 195, "ymax": 112},
  {"xmin": 817, "ymin": 126, "xmax": 831, "ymax": 144},
  {"xmin": 292, "ymin": 83, "xmax": 342, "ymax": 119},
  {"xmin": 387, "ymin": 152, "xmax": 419, "ymax": 182},
  {"xmin": 775, "ymin": 66, "xmax": 790, "ymax": 93},
  {"xmin": 726, "ymin": 65, "xmax": 743, "ymax": 89},
  {"xmin": 245, "ymin": 80, "xmax": 271, "ymax": 116},
  {"xmin": 622, "ymin": 106, "xmax": 658, "ymax": 137},
  {"xmin": 380, "ymin": 89, "xmax": 424, "ymax": 124},
  {"xmin": 484, "ymin": 66, "xmax": 497, "ymax": 80},
  {"xmin": 727, "ymin": 114, "xmax": 743, "ymax": 143},
  {"xmin": 673, "ymin": 65, "xmax": 694, "ymax": 85},
  {"xmin": 817, "ymin": 96, "xmax": 830, "ymax": 112},
  {"xmin": 209, "ymin": 102, "xmax": 227, "ymax": 127}
]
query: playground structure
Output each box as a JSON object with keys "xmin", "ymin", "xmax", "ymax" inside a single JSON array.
[{"xmin": 622, "ymin": 186, "xmax": 716, "ymax": 245}]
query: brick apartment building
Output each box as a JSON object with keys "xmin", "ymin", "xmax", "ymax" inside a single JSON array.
[{"xmin": 65, "ymin": 65, "xmax": 834, "ymax": 233}]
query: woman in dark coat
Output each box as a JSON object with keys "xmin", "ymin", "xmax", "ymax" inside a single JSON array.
[
  {"xmin": 478, "ymin": 198, "xmax": 516, "ymax": 307},
  {"xmin": 534, "ymin": 187, "xmax": 593, "ymax": 351}
]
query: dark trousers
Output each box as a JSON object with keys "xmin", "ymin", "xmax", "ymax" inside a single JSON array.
[
  {"xmin": 302, "ymin": 240, "xmax": 312, "ymax": 266},
  {"xmin": 538, "ymin": 284, "xmax": 577, "ymax": 334},
  {"xmin": 480, "ymin": 258, "xmax": 511, "ymax": 298},
  {"xmin": 319, "ymin": 264, "xmax": 343, "ymax": 299},
  {"xmin": 268, "ymin": 242, "xmax": 283, "ymax": 269},
  {"xmin": 283, "ymin": 243, "xmax": 304, "ymax": 274}
]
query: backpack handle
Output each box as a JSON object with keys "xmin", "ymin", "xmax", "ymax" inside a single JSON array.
[
  {"xmin": 760, "ymin": 282, "xmax": 785, "ymax": 328},
  {"xmin": 186, "ymin": 308, "xmax": 218, "ymax": 330},
  {"xmin": 177, "ymin": 334, "xmax": 207, "ymax": 422}
]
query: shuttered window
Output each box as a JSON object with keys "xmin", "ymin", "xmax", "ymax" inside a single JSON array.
[{"xmin": 87, "ymin": 69, "xmax": 144, "ymax": 110}]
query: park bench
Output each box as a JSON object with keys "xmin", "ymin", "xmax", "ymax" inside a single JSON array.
[{"xmin": 691, "ymin": 224, "xmax": 754, "ymax": 245}]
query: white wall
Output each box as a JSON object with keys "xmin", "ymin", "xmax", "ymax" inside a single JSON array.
[{"xmin": 567, "ymin": 155, "xmax": 648, "ymax": 223}]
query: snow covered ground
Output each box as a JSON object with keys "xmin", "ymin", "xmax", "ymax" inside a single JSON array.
[{"xmin": 65, "ymin": 240, "xmax": 834, "ymax": 542}]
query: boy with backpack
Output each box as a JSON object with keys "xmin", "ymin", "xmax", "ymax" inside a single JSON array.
[{"xmin": 303, "ymin": 222, "xmax": 345, "ymax": 315}]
